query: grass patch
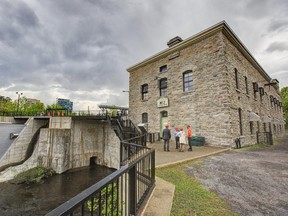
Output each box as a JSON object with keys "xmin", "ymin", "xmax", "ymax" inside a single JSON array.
[
  {"xmin": 156, "ymin": 164, "xmax": 238, "ymax": 216},
  {"xmin": 10, "ymin": 166, "xmax": 56, "ymax": 184},
  {"xmin": 236, "ymin": 142, "xmax": 271, "ymax": 151}
]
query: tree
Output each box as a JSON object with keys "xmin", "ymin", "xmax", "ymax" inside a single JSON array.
[{"xmin": 280, "ymin": 86, "xmax": 288, "ymax": 128}]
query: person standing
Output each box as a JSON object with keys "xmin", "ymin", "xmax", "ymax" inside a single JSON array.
[
  {"xmin": 173, "ymin": 127, "xmax": 180, "ymax": 149},
  {"xmin": 177, "ymin": 127, "xmax": 187, "ymax": 152},
  {"xmin": 162, "ymin": 124, "xmax": 171, "ymax": 152},
  {"xmin": 187, "ymin": 124, "xmax": 192, "ymax": 151}
]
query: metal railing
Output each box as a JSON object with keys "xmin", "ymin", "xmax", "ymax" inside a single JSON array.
[
  {"xmin": 46, "ymin": 142, "xmax": 155, "ymax": 216},
  {"xmin": 257, "ymin": 132, "xmax": 273, "ymax": 145}
]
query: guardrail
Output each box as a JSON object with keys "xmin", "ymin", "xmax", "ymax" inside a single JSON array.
[{"xmin": 46, "ymin": 134, "xmax": 155, "ymax": 216}]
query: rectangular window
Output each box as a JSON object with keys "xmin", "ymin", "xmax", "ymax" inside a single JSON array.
[
  {"xmin": 142, "ymin": 113, "xmax": 148, "ymax": 123},
  {"xmin": 250, "ymin": 122, "xmax": 253, "ymax": 134},
  {"xmin": 159, "ymin": 78, "xmax": 167, "ymax": 96},
  {"xmin": 244, "ymin": 76, "xmax": 249, "ymax": 94},
  {"xmin": 253, "ymin": 82, "xmax": 258, "ymax": 99},
  {"xmin": 159, "ymin": 65, "xmax": 167, "ymax": 73},
  {"xmin": 235, "ymin": 68, "xmax": 239, "ymax": 89},
  {"xmin": 141, "ymin": 84, "xmax": 148, "ymax": 100},
  {"xmin": 183, "ymin": 70, "xmax": 193, "ymax": 92},
  {"xmin": 259, "ymin": 87, "xmax": 264, "ymax": 101},
  {"xmin": 238, "ymin": 108, "xmax": 243, "ymax": 135}
]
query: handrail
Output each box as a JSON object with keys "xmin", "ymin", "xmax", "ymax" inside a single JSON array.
[
  {"xmin": 46, "ymin": 116, "xmax": 154, "ymax": 216},
  {"xmin": 46, "ymin": 148, "xmax": 155, "ymax": 216}
]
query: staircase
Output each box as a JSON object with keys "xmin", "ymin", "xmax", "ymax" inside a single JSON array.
[{"xmin": 107, "ymin": 116, "xmax": 147, "ymax": 146}]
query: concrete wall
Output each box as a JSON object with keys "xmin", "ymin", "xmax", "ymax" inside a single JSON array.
[
  {"xmin": 37, "ymin": 117, "xmax": 120, "ymax": 173},
  {"xmin": 0, "ymin": 117, "xmax": 16, "ymax": 123},
  {"xmin": 0, "ymin": 117, "xmax": 48, "ymax": 168}
]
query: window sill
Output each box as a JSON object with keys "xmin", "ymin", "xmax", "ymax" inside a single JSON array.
[
  {"xmin": 245, "ymin": 94, "xmax": 250, "ymax": 98},
  {"xmin": 182, "ymin": 90, "xmax": 195, "ymax": 95},
  {"xmin": 236, "ymin": 89, "xmax": 241, "ymax": 93}
]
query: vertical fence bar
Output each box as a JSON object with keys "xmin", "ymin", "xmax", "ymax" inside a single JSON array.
[{"xmin": 129, "ymin": 165, "xmax": 137, "ymax": 215}]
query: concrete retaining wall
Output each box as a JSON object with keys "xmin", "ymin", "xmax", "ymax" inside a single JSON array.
[
  {"xmin": 37, "ymin": 118, "xmax": 120, "ymax": 173},
  {"xmin": 0, "ymin": 117, "xmax": 48, "ymax": 168}
]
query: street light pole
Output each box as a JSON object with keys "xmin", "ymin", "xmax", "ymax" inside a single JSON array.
[{"xmin": 16, "ymin": 92, "xmax": 23, "ymax": 114}]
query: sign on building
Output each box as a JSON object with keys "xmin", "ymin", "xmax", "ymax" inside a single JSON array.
[{"xmin": 157, "ymin": 97, "xmax": 169, "ymax": 108}]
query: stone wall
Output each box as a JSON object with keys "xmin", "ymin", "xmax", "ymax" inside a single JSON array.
[
  {"xmin": 129, "ymin": 32, "xmax": 233, "ymax": 146},
  {"xmin": 128, "ymin": 28, "xmax": 284, "ymax": 147},
  {"xmin": 223, "ymin": 35, "xmax": 284, "ymax": 146}
]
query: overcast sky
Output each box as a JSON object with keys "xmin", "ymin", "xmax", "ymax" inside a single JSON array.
[{"xmin": 0, "ymin": 0, "xmax": 288, "ymax": 111}]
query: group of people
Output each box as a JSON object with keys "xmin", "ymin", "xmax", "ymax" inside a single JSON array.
[{"xmin": 162, "ymin": 124, "xmax": 192, "ymax": 152}]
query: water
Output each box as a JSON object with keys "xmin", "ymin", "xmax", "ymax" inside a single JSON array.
[{"xmin": 0, "ymin": 165, "xmax": 115, "ymax": 215}]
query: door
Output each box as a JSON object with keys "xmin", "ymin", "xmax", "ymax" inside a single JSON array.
[{"xmin": 160, "ymin": 111, "xmax": 168, "ymax": 136}]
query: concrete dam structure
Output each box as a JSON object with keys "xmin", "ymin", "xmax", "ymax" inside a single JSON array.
[{"xmin": 0, "ymin": 116, "xmax": 120, "ymax": 182}]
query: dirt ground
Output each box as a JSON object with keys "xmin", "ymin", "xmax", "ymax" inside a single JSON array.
[{"xmin": 185, "ymin": 133, "xmax": 288, "ymax": 216}]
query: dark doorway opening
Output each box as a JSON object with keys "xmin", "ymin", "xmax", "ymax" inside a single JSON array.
[{"xmin": 90, "ymin": 156, "xmax": 97, "ymax": 166}]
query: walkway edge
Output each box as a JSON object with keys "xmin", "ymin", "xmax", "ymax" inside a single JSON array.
[
  {"xmin": 141, "ymin": 176, "xmax": 175, "ymax": 216},
  {"xmin": 156, "ymin": 148, "xmax": 230, "ymax": 168}
]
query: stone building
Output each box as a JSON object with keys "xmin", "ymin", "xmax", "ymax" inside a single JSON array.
[{"xmin": 127, "ymin": 21, "xmax": 285, "ymax": 147}]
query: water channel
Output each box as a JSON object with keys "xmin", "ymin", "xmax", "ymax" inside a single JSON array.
[{"xmin": 0, "ymin": 165, "xmax": 115, "ymax": 215}]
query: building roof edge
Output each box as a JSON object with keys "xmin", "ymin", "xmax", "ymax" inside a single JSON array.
[{"xmin": 127, "ymin": 20, "xmax": 274, "ymax": 88}]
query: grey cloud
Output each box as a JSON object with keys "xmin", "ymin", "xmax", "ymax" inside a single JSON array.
[
  {"xmin": 268, "ymin": 19, "xmax": 288, "ymax": 33},
  {"xmin": 265, "ymin": 41, "xmax": 288, "ymax": 52},
  {"xmin": 1, "ymin": 0, "xmax": 288, "ymax": 109},
  {"xmin": 0, "ymin": 1, "xmax": 39, "ymax": 43}
]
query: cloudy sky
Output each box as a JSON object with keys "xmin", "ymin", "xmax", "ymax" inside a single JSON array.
[{"xmin": 0, "ymin": 0, "xmax": 288, "ymax": 111}]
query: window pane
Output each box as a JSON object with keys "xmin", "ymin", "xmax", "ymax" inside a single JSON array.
[
  {"xmin": 160, "ymin": 79, "xmax": 167, "ymax": 88},
  {"xmin": 142, "ymin": 84, "xmax": 148, "ymax": 93},
  {"xmin": 183, "ymin": 71, "xmax": 193, "ymax": 92},
  {"xmin": 159, "ymin": 65, "xmax": 167, "ymax": 72},
  {"xmin": 142, "ymin": 113, "xmax": 148, "ymax": 123}
]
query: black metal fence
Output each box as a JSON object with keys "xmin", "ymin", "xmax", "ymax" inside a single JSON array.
[
  {"xmin": 257, "ymin": 132, "xmax": 273, "ymax": 145},
  {"xmin": 46, "ymin": 135, "xmax": 155, "ymax": 216}
]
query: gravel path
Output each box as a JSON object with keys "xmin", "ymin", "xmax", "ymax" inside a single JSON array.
[{"xmin": 185, "ymin": 133, "xmax": 288, "ymax": 216}]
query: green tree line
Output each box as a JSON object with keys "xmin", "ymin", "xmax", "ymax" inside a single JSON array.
[{"xmin": 0, "ymin": 96, "xmax": 61, "ymax": 116}]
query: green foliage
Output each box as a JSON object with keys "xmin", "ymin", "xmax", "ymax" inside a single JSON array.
[
  {"xmin": 280, "ymin": 86, "xmax": 288, "ymax": 128},
  {"xmin": 10, "ymin": 166, "xmax": 56, "ymax": 185},
  {"xmin": 87, "ymin": 182, "xmax": 123, "ymax": 215},
  {"xmin": 108, "ymin": 109, "xmax": 118, "ymax": 117},
  {"xmin": 156, "ymin": 165, "xmax": 238, "ymax": 216},
  {"xmin": 46, "ymin": 103, "xmax": 63, "ymax": 109},
  {"xmin": 0, "ymin": 96, "xmax": 45, "ymax": 115}
]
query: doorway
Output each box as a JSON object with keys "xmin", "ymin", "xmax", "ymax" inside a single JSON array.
[{"xmin": 160, "ymin": 111, "xmax": 168, "ymax": 136}]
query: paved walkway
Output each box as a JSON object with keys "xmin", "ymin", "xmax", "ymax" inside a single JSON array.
[{"xmin": 142, "ymin": 141, "xmax": 230, "ymax": 216}]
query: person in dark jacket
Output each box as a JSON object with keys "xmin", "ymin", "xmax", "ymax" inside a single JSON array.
[{"xmin": 162, "ymin": 124, "xmax": 171, "ymax": 151}]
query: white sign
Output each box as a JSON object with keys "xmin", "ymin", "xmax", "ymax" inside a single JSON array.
[{"xmin": 157, "ymin": 97, "xmax": 169, "ymax": 108}]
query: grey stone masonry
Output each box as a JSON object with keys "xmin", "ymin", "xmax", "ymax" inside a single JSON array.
[{"xmin": 127, "ymin": 21, "xmax": 285, "ymax": 147}]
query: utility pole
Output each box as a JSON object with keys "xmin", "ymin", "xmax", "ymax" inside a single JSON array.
[{"xmin": 16, "ymin": 92, "xmax": 23, "ymax": 114}]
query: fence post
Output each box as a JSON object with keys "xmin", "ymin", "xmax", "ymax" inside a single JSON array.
[{"xmin": 129, "ymin": 166, "xmax": 137, "ymax": 215}]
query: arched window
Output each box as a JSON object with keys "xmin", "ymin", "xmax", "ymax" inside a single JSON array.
[
  {"xmin": 142, "ymin": 113, "xmax": 148, "ymax": 123},
  {"xmin": 183, "ymin": 70, "xmax": 193, "ymax": 92}
]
